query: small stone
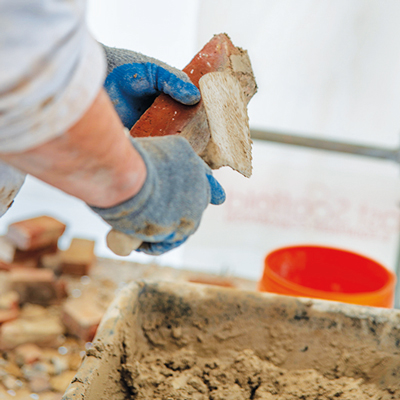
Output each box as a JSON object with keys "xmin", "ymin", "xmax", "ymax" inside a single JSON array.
[
  {"xmin": 15, "ymin": 343, "xmax": 43, "ymax": 365},
  {"xmin": 51, "ymin": 356, "xmax": 69, "ymax": 375},
  {"xmin": 68, "ymin": 353, "xmax": 83, "ymax": 371},
  {"xmin": 4, "ymin": 362, "xmax": 23, "ymax": 378},
  {"xmin": 2, "ymin": 375, "xmax": 20, "ymax": 390},
  {"xmin": 29, "ymin": 374, "xmax": 51, "ymax": 393},
  {"xmin": 171, "ymin": 326, "xmax": 182, "ymax": 339},
  {"xmin": 38, "ymin": 392, "xmax": 64, "ymax": 400},
  {"xmin": 49, "ymin": 370, "xmax": 76, "ymax": 393}
]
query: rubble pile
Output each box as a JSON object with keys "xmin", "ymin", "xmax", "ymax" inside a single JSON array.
[{"xmin": 0, "ymin": 216, "xmax": 116, "ymax": 399}]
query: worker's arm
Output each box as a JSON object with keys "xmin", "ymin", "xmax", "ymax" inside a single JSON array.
[
  {"xmin": 0, "ymin": 50, "xmax": 226, "ymax": 255},
  {"xmin": 0, "ymin": 85, "xmax": 226, "ymax": 255},
  {"xmin": 0, "ymin": 88, "xmax": 146, "ymax": 208}
]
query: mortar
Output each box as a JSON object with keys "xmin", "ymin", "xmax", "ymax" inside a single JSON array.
[{"xmin": 62, "ymin": 281, "xmax": 400, "ymax": 399}]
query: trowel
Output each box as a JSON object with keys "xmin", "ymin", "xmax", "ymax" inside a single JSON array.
[{"xmin": 107, "ymin": 33, "xmax": 258, "ymax": 256}]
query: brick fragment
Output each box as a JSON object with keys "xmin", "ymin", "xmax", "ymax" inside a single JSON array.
[
  {"xmin": 130, "ymin": 33, "xmax": 257, "ymax": 156},
  {"xmin": 0, "ymin": 271, "xmax": 10, "ymax": 292},
  {"xmin": 0, "ymin": 308, "xmax": 19, "ymax": 324},
  {"xmin": 60, "ymin": 238, "xmax": 95, "ymax": 276},
  {"xmin": 49, "ymin": 370, "xmax": 76, "ymax": 393},
  {"xmin": 0, "ymin": 314, "xmax": 65, "ymax": 349},
  {"xmin": 62, "ymin": 297, "xmax": 104, "ymax": 342},
  {"xmin": 0, "ymin": 235, "xmax": 15, "ymax": 263},
  {"xmin": 0, "ymin": 291, "xmax": 19, "ymax": 324},
  {"xmin": 9, "ymin": 267, "xmax": 66, "ymax": 305},
  {"xmin": 29, "ymin": 374, "xmax": 52, "ymax": 393},
  {"xmin": 40, "ymin": 252, "xmax": 61, "ymax": 273},
  {"xmin": 0, "ymin": 235, "xmax": 58, "ymax": 267},
  {"xmin": 15, "ymin": 343, "xmax": 43, "ymax": 364},
  {"xmin": 6, "ymin": 216, "xmax": 66, "ymax": 251},
  {"xmin": 0, "ymin": 291, "xmax": 19, "ymax": 309},
  {"xmin": 14, "ymin": 242, "xmax": 58, "ymax": 264}
]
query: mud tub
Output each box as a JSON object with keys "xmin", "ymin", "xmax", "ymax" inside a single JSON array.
[{"xmin": 63, "ymin": 281, "xmax": 400, "ymax": 399}]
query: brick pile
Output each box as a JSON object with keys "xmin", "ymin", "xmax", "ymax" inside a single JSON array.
[{"xmin": 0, "ymin": 216, "xmax": 114, "ymax": 399}]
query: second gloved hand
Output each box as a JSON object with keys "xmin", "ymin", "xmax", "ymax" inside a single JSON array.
[
  {"xmin": 90, "ymin": 136, "xmax": 226, "ymax": 255},
  {"xmin": 102, "ymin": 45, "xmax": 200, "ymax": 129}
]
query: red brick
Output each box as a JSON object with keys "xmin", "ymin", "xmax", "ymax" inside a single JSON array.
[
  {"xmin": 62, "ymin": 298, "xmax": 104, "ymax": 342},
  {"xmin": 6, "ymin": 216, "xmax": 66, "ymax": 251},
  {"xmin": 0, "ymin": 235, "xmax": 58, "ymax": 267},
  {"xmin": 14, "ymin": 242, "xmax": 58, "ymax": 263},
  {"xmin": 60, "ymin": 238, "xmax": 95, "ymax": 276},
  {"xmin": 9, "ymin": 267, "xmax": 66, "ymax": 305},
  {"xmin": 130, "ymin": 33, "xmax": 257, "ymax": 154}
]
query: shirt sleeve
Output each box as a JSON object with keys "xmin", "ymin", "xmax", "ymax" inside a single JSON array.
[
  {"xmin": 0, "ymin": 161, "xmax": 26, "ymax": 218},
  {"xmin": 0, "ymin": 0, "xmax": 106, "ymax": 153}
]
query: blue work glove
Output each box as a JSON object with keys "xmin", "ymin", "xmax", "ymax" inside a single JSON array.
[
  {"xmin": 102, "ymin": 45, "xmax": 201, "ymax": 129},
  {"xmin": 90, "ymin": 136, "xmax": 226, "ymax": 255}
]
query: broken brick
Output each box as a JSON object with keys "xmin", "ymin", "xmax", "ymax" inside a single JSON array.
[
  {"xmin": 0, "ymin": 235, "xmax": 58, "ymax": 267},
  {"xmin": 0, "ymin": 314, "xmax": 65, "ymax": 349},
  {"xmin": 14, "ymin": 242, "xmax": 58, "ymax": 264},
  {"xmin": 62, "ymin": 297, "xmax": 104, "ymax": 342},
  {"xmin": 49, "ymin": 370, "xmax": 76, "ymax": 393},
  {"xmin": 40, "ymin": 252, "xmax": 61, "ymax": 273},
  {"xmin": 0, "ymin": 291, "xmax": 19, "ymax": 324},
  {"xmin": 130, "ymin": 33, "xmax": 257, "ymax": 155},
  {"xmin": 0, "ymin": 291, "xmax": 19, "ymax": 310},
  {"xmin": 6, "ymin": 216, "xmax": 66, "ymax": 251},
  {"xmin": 29, "ymin": 374, "xmax": 52, "ymax": 393},
  {"xmin": 9, "ymin": 267, "xmax": 66, "ymax": 305},
  {"xmin": 60, "ymin": 238, "xmax": 95, "ymax": 276},
  {"xmin": 0, "ymin": 308, "xmax": 20, "ymax": 324}
]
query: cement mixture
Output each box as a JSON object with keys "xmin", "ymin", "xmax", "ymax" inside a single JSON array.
[
  {"xmin": 65, "ymin": 282, "xmax": 400, "ymax": 400},
  {"xmin": 120, "ymin": 348, "xmax": 397, "ymax": 400}
]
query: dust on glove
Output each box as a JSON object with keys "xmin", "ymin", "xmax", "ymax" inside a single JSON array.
[
  {"xmin": 90, "ymin": 136, "xmax": 225, "ymax": 255},
  {"xmin": 102, "ymin": 45, "xmax": 200, "ymax": 129}
]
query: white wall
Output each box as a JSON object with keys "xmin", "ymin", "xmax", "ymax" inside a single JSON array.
[{"xmin": 181, "ymin": 0, "xmax": 400, "ymax": 279}]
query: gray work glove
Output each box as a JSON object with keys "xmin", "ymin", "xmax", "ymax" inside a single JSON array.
[{"xmin": 90, "ymin": 136, "xmax": 225, "ymax": 255}]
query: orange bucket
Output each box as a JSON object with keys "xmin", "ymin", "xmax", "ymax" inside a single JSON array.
[{"xmin": 258, "ymin": 245, "xmax": 396, "ymax": 308}]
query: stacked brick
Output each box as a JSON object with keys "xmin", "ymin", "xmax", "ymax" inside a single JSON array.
[{"xmin": 0, "ymin": 216, "xmax": 108, "ymax": 398}]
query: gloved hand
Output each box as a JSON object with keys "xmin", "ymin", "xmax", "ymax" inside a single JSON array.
[
  {"xmin": 102, "ymin": 45, "xmax": 201, "ymax": 129},
  {"xmin": 90, "ymin": 135, "xmax": 226, "ymax": 255}
]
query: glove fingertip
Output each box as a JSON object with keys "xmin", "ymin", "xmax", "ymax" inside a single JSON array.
[
  {"xmin": 172, "ymin": 83, "xmax": 201, "ymax": 105},
  {"xmin": 206, "ymin": 174, "xmax": 226, "ymax": 205},
  {"xmin": 136, "ymin": 237, "xmax": 188, "ymax": 255}
]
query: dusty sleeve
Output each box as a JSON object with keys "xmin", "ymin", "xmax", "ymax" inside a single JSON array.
[{"xmin": 0, "ymin": 0, "xmax": 106, "ymax": 153}]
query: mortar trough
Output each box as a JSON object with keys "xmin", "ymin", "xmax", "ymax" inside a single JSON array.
[{"xmin": 63, "ymin": 281, "xmax": 400, "ymax": 399}]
